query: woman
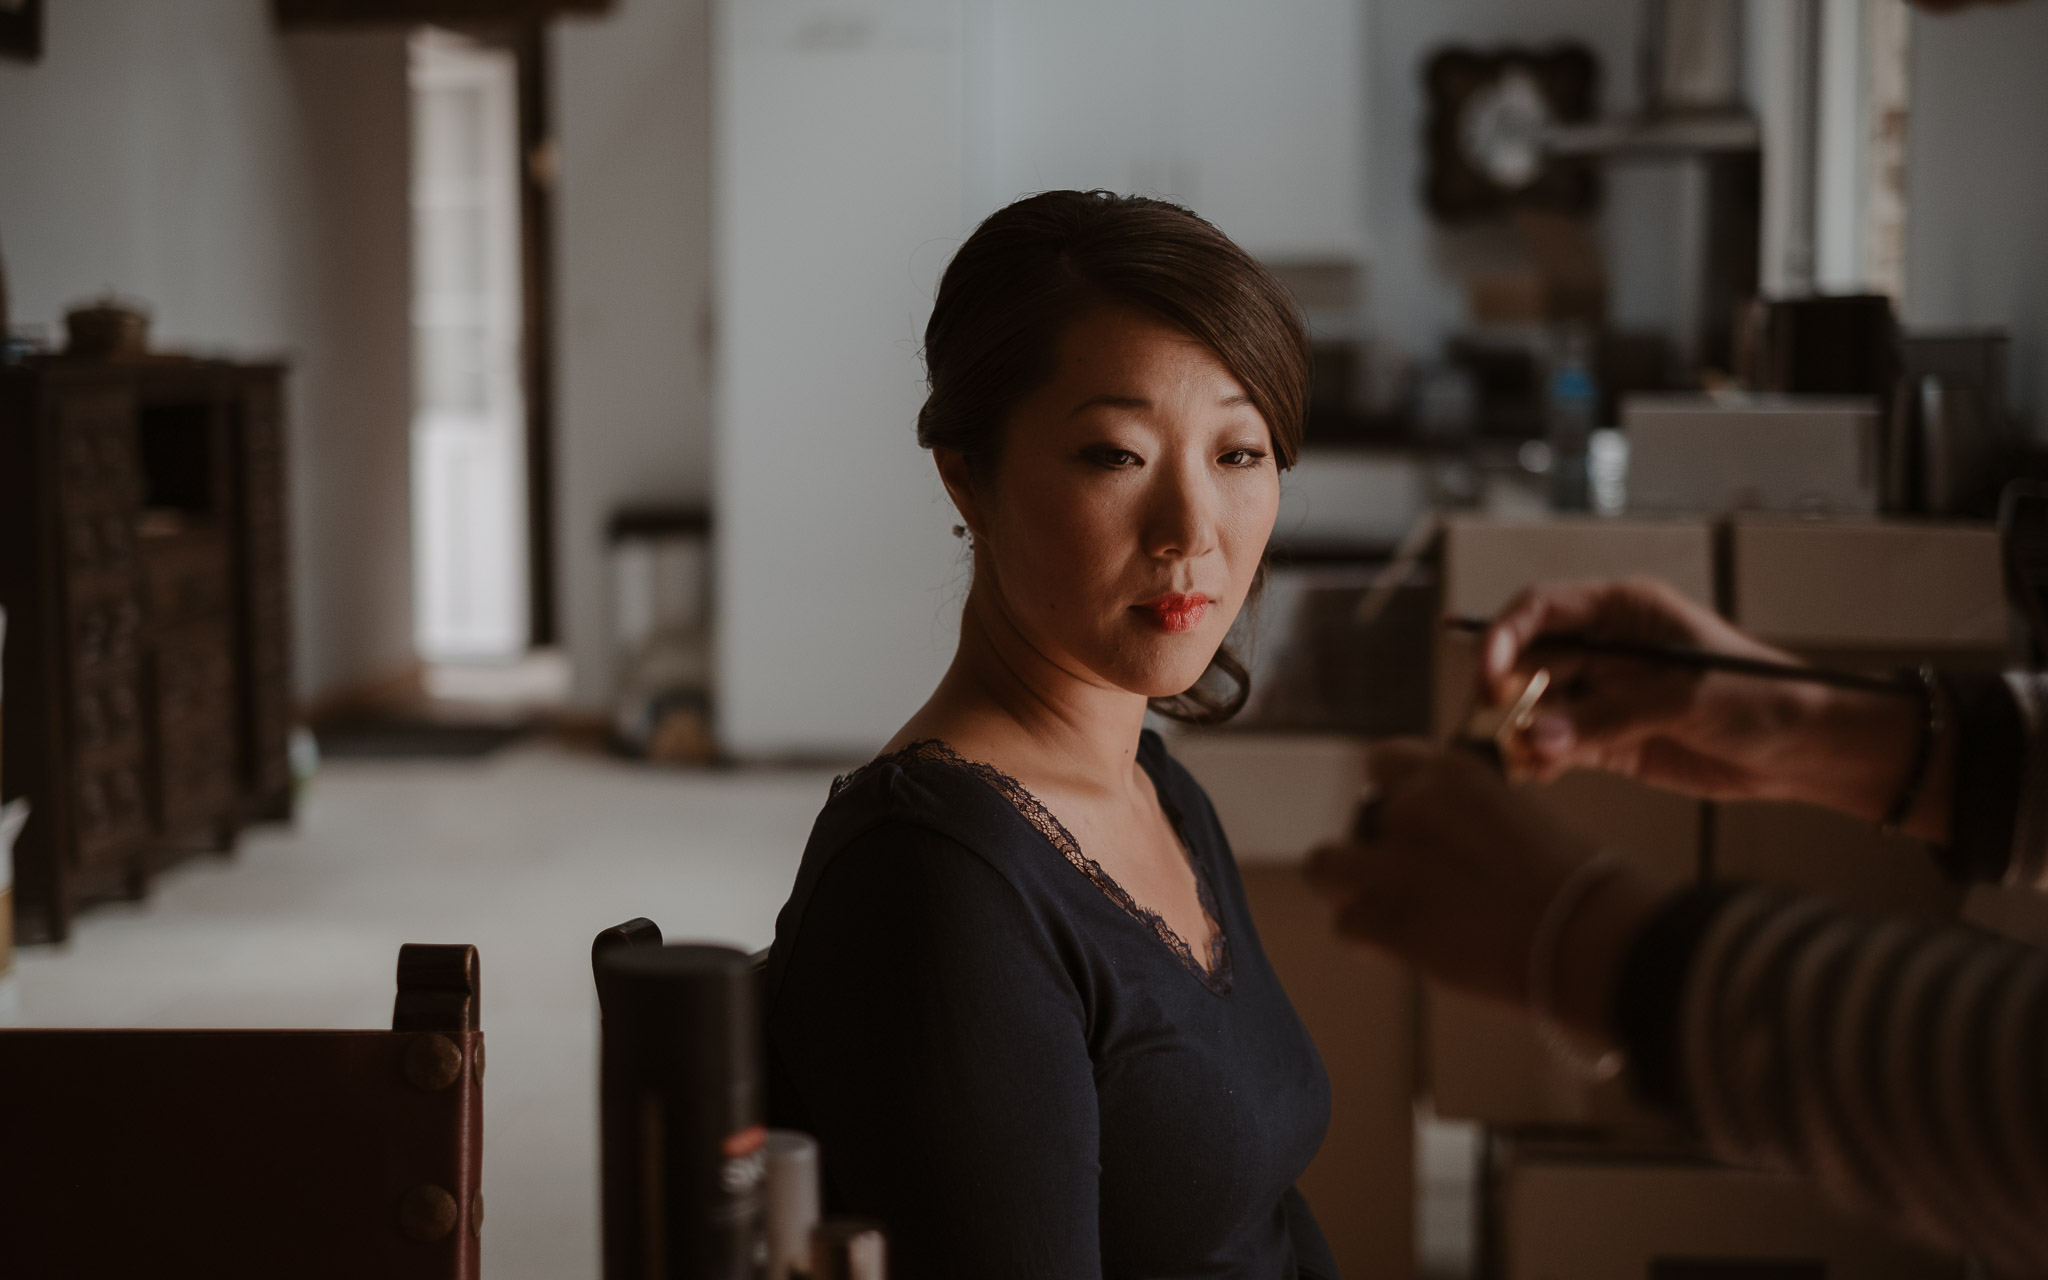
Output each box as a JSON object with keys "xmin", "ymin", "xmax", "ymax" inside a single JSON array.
[{"xmin": 762, "ymin": 191, "xmax": 1340, "ymax": 1278}]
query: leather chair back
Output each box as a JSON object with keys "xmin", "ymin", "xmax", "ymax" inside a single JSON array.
[{"xmin": 0, "ymin": 942, "xmax": 484, "ymax": 1280}]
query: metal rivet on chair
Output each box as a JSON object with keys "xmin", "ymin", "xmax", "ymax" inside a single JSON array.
[
  {"xmin": 473, "ymin": 1039, "xmax": 486, "ymax": 1085},
  {"xmin": 404, "ymin": 1033, "xmax": 464, "ymax": 1091},
  {"xmin": 471, "ymin": 1190, "xmax": 485, "ymax": 1238},
  {"xmin": 399, "ymin": 1184, "xmax": 460, "ymax": 1242}
]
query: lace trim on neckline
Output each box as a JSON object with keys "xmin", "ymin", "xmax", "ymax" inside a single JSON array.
[{"xmin": 834, "ymin": 739, "xmax": 1233, "ymax": 994}]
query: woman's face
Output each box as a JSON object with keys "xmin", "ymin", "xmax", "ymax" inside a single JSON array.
[{"xmin": 946, "ymin": 304, "xmax": 1282, "ymax": 700}]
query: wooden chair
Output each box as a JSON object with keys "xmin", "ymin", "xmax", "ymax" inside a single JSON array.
[{"xmin": 0, "ymin": 942, "xmax": 484, "ymax": 1279}]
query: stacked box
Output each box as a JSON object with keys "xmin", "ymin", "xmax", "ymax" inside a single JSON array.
[
  {"xmin": 1623, "ymin": 394, "xmax": 1882, "ymax": 517},
  {"xmin": 1717, "ymin": 516, "xmax": 2009, "ymax": 918},
  {"xmin": 1429, "ymin": 515, "xmax": 1714, "ymax": 1131},
  {"xmin": 1437, "ymin": 513, "xmax": 2006, "ymax": 1276},
  {"xmin": 1173, "ymin": 731, "xmax": 1416, "ymax": 1280},
  {"xmin": 1495, "ymin": 1140, "xmax": 1963, "ymax": 1280}
]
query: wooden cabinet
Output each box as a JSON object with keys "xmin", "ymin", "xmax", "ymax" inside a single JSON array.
[{"xmin": 0, "ymin": 359, "xmax": 294, "ymax": 943}]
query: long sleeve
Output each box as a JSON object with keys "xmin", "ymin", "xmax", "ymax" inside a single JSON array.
[
  {"xmin": 767, "ymin": 822, "xmax": 1103, "ymax": 1280},
  {"xmin": 1616, "ymin": 885, "xmax": 2048, "ymax": 1273},
  {"xmin": 1947, "ymin": 672, "xmax": 2048, "ymax": 890}
]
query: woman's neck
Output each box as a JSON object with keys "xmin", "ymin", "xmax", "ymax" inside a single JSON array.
[{"xmin": 890, "ymin": 580, "xmax": 1151, "ymax": 794}]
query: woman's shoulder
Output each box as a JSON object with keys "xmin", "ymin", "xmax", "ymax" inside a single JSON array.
[
  {"xmin": 799, "ymin": 739, "xmax": 1076, "ymax": 903},
  {"xmin": 770, "ymin": 744, "xmax": 1078, "ymax": 993},
  {"xmin": 824, "ymin": 739, "xmax": 1035, "ymax": 846}
]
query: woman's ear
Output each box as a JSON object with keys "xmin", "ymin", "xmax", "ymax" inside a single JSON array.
[{"xmin": 933, "ymin": 447, "xmax": 986, "ymax": 539}]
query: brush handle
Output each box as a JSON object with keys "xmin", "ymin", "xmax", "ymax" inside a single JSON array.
[{"xmin": 1443, "ymin": 616, "xmax": 1917, "ymax": 697}]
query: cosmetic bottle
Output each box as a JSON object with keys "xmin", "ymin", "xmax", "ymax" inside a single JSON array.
[
  {"xmin": 597, "ymin": 944, "xmax": 765, "ymax": 1280},
  {"xmin": 810, "ymin": 1218, "xmax": 888, "ymax": 1280},
  {"xmin": 764, "ymin": 1130, "xmax": 821, "ymax": 1280}
]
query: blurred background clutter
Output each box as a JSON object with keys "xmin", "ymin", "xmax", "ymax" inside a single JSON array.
[{"xmin": 3, "ymin": 0, "xmax": 2046, "ymax": 1276}]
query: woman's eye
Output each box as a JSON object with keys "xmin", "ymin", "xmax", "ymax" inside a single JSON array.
[
  {"xmin": 1084, "ymin": 446, "xmax": 1142, "ymax": 469},
  {"xmin": 1219, "ymin": 448, "xmax": 1268, "ymax": 467}
]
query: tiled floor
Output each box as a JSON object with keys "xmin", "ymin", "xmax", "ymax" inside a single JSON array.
[{"xmin": 7, "ymin": 741, "xmax": 835, "ymax": 1280}]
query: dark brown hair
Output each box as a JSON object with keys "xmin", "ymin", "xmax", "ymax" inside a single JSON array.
[{"xmin": 916, "ymin": 190, "xmax": 1311, "ymax": 725}]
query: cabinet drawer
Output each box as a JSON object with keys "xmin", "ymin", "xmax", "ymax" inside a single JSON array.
[{"xmin": 56, "ymin": 389, "xmax": 140, "ymax": 502}]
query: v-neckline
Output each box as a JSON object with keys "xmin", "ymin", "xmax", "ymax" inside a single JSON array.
[{"xmin": 835, "ymin": 738, "xmax": 1234, "ymax": 995}]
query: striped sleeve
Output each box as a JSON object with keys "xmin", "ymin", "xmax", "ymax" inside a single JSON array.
[
  {"xmin": 1995, "ymin": 673, "xmax": 2048, "ymax": 890},
  {"xmin": 1941, "ymin": 672, "xmax": 2048, "ymax": 890},
  {"xmin": 1633, "ymin": 885, "xmax": 2048, "ymax": 1273}
]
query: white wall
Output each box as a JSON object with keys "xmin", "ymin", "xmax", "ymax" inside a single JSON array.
[
  {"xmin": 0, "ymin": 1, "xmax": 414, "ymax": 703},
  {"xmin": 714, "ymin": 0, "xmax": 967, "ymax": 758},
  {"xmin": 964, "ymin": 0, "xmax": 1366, "ymax": 263},
  {"xmin": 1903, "ymin": 1, "xmax": 2048, "ymax": 434},
  {"xmin": 552, "ymin": 0, "xmax": 714, "ymax": 709}
]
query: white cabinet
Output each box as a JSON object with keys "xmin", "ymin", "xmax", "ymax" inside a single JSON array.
[
  {"xmin": 714, "ymin": 0, "xmax": 968, "ymax": 757},
  {"xmin": 965, "ymin": 0, "xmax": 1366, "ymax": 261}
]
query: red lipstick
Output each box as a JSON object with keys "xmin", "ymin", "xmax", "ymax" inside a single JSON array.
[{"xmin": 1135, "ymin": 593, "xmax": 1211, "ymax": 633}]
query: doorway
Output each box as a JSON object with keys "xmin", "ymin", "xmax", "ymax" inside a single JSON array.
[{"xmin": 408, "ymin": 29, "xmax": 526, "ymax": 663}]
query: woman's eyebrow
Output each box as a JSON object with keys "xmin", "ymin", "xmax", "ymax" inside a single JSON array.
[
  {"xmin": 1068, "ymin": 393, "xmax": 1150, "ymax": 417},
  {"xmin": 1068, "ymin": 392, "xmax": 1254, "ymax": 416}
]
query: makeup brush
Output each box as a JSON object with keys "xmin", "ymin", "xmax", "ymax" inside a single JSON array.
[{"xmin": 1442, "ymin": 616, "xmax": 1918, "ymax": 697}]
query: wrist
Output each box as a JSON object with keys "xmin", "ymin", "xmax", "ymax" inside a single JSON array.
[
  {"xmin": 1546, "ymin": 866, "xmax": 1668, "ymax": 1040},
  {"xmin": 1757, "ymin": 682, "xmax": 1924, "ymax": 822}
]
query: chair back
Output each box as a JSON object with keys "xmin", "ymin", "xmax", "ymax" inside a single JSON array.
[{"xmin": 0, "ymin": 942, "xmax": 484, "ymax": 1279}]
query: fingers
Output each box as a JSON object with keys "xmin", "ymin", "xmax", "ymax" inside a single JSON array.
[
  {"xmin": 1479, "ymin": 578, "xmax": 1723, "ymax": 704},
  {"xmin": 1481, "ymin": 582, "xmax": 1609, "ymax": 700},
  {"xmin": 1306, "ymin": 836, "xmax": 1423, "ymax": 953}
]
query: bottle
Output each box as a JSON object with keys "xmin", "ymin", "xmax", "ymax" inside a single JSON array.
[
  {"xmin": 1546, "ymin": 335, "xmax": 1598, "ymax": 512},
  {"xmin": 596, "ymin": 944, "xmax": 765, "ymax": 1280},
  {"xmin": 810, "ymin": 1218, "xmax": 888, "ymax": 1280},
  {"xmin": 763, "ymin": 1130, "xmax": 821, "ymax": 1280}
]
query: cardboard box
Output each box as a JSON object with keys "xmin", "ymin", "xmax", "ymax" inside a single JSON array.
[
  {"xmin": 1442, "ymin": 513, "xmax": 1717, "ymax": 622},
  {"xmin": 1624, "ymin": 394, "xmax": 1881, "ymax": 517},
  {"xmin": 1437, "ymin": 514, "xmax": 1714, "ymax": 742},
  {"xmin": 1431, "ymin": 516, "xmax": 1715, "ymax": 1128},
  {"xmin": 1170, "ymin": 732, "xmax": 1418, "ymax": 1278},
  {"xmin": 1718, "ymin": 516, "xmax": 2005, "ymax": 917},
  {"xmin": 1425, "ymin": 768, "xmax": 1700, "ymax": 1131},
  {"xmin": 1242, "ymin": 866, "xmax": 1417, "ymax": 1280},
  {"xmin": 1727, "ymin": 515, "xmax": 2007, "ymax": 652},
  {"xmin": 1169, "ymin": 732, "xmax": 1371, "ymax": 866},
  {"xmin": 1499, "ymin": 1153, "xmax": 1963, "ymax": 1280}
]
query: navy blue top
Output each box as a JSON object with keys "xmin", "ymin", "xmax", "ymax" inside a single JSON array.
[{"xmin": 763, "ymin": 730, "xmax": 1340, "ymax": 1279}]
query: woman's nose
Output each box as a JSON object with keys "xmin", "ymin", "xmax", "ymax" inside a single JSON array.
[{"xmin": 1143, "ymin": 460, "xmax": 1218, "ymax": 560}]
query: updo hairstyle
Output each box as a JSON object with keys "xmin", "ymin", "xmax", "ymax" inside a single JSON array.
[{"xmin": 915, "ymin": 190, "xmax": 1311, "ymax": 725}]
